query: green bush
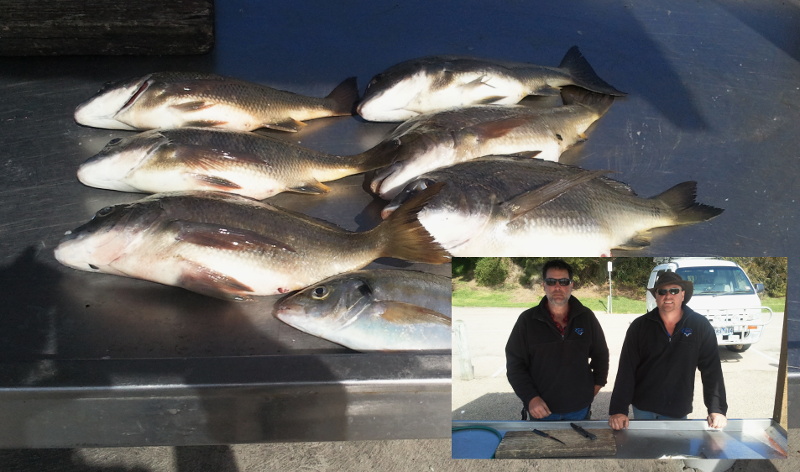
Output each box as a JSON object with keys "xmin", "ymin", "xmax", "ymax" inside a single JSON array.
[{"xmin": 475, "ymin": 258, "xmax": 508, "ymax": 287}]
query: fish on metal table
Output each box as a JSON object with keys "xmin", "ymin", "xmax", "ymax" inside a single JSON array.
[
  {"xmin": 364, "ymin": 87, "xmax": 616, "ymax": 199},
  {"xmin": 274, "ymin": 269, "xmax": 452, "ymax": 351},
  {"xmin": 77, "ymin": 128, "xmax": 392, "ymax": 199},
  {"xmin": 74, "ymin": 72, "xmax": 359, "ymax": 132},
  {"xmin": 381, "ymin": 156, "xmax": 724, "ymax": 256},
  {"xmin": 54, "ymin": 188, "xmax": 449, "ymax": 301},
  {"xmin": 357, "ymin": 46, "xmax": 625, "ymax": 122}
]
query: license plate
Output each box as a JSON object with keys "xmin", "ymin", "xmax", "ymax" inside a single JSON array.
[{"xmin": 715, "ymin": 327, "xmax": 734, "ymax": 336}]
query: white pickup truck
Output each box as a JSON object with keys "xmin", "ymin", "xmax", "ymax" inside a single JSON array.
[{"xmin": 645, "ymin": 258, "xmax": 773, "ymax": 352}]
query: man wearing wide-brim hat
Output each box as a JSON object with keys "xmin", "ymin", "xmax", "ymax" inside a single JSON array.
[{"xmin": 607, "ymin": 271, "xmax": 728, "ymax": 431}]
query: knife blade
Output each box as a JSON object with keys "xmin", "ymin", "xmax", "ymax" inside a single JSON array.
[
  {"xmin": 531, "ymin": 428, "xmax": 566, "ymax": 445},
  {"xmin": 570, "ymin": 422, "xmax": 597, "ymax": 440}
]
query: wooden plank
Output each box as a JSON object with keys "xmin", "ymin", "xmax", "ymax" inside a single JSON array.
[
  {"xmin": 0, "ymin": 1, "xmax": 214, "ymax": 56},
  {"xmin": 494, "ymin": 429, "xmax": 617, "ymax": 459}
]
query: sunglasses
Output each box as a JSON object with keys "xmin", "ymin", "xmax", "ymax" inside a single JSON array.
[
  {"xmin": 545, "ymin": 278, "xmax": 572, "ymax": 286},
  {"xmin": 656, "ymin": 288, "xmax": 682, "ymax": 296}
]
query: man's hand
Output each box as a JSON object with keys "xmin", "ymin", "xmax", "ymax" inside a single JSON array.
[
  {"xmin": 593, "ymin": 385, "xmax": 602, "ymax": 396},
  {"xmin": 707, "ymin": 413, "xmax": 727, "ymax": 429},
  {"xmin": 608, "ymin": 413, "xmax": 629, "ymax": 430},
  {"xmin": 528, "ymin": 396, "xmax": 551, "ymax": 419}
]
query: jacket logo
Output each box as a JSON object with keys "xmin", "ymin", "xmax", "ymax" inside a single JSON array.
[
  {"xmin": 574, "ymin": 328, "xmax": 584, "ymax": 335},
  {"xmin": 682, "ymin": 328, "xmax": 693, "ymax": 337}
]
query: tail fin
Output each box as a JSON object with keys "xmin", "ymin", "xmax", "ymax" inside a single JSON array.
[
  {"xmin": 559, "ymin": 46, "xmax": 626, "ymax": 96},
  {"xmin": 325, "ymin": 77, "xmax": 360, "ymax": 116},
  {"xmin": 379, "ymin": 182, "xmax": 450, "ymax": 263},
  {"xmin": 651, "ymin": 181, "xmax": 724, "ymax": 225},
  {"xmin": 560, "ymin": 85, "xmax": 616, "ymax": 117}
]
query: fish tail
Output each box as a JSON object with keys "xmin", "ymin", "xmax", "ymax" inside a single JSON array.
[
  {"xmin": 325, "ymin": 77, "xmax": 360, "ymax": 116},
  {"xmin": 560, "ymin": 86, "xmax": 616, "ymax": 117},
  {"xmin": 379, "ymin": 182, "xmax": 451, "ymax": 264},
  {"xmin": 559, "ymin": 46, "xmax": 627, "ymax": 96},
  {"xmin": 652, "ymin": 181, "xmax": 724, "ymax": 225}
]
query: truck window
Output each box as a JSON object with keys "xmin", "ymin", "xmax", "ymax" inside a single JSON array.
[{"xmin": 675, "ymin": 267, "xmax": 754, "ymax": 295}]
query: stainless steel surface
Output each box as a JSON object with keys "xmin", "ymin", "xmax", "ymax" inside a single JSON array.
[
  {"xmin": 452, "ymin": 419, "xmax": 788, "ymax": 460},
  {"xmin": 1, "ymin": 0, "xmax": 799, "ymax": 446}
]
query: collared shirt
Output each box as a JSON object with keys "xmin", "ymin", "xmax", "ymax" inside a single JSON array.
[{"xmin": 548, "ymin": 309, "xmax": 568, "ymax": 336}]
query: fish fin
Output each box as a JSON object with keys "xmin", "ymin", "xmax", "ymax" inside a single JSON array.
[
  {"xmin": 185, "ymin": 120, "xmax": 229, "ymax": 128},
  {"xmin": 325, "ymin": 76, "xmax": 360, "ymax": 116},
  {"xmin": 560, "ymin": 85, "xmax": 615, "ymax": 116},
  {"xmin": 558, "ymin": 46, "xmax": 627, "ymax": 96},
  {"xmin": 467, "ymin": 117, "xmax": 534, "ymax": 140},
  {"xmin": 189, "ymin": 174, "xmax": 243, "ymax": 191},
  {"xmin": 177, "ymin": 261, "xmax": 255, "ymax": 301},
  {"xmin": 502, "ymin": 169, "xmax": 612, "ymax": 221},
  {"xmin": 263, "ymin": 119, "xmax": 306, "ymax": 133},
  {"xmin": 380, "ymin": 181, "xmax": 451, "ymax": 263},
  {"xmin": 532, "ymin": 85, "xmax": 562, "ymax": 96},
  {"xmin": 506, "ymin": 150, "xmax": 543, "ymax": 159},
  {"xmin": 617, "ymin": 233, "xmax": 653, "ymax": 250},
  {"xmin": 172, "ymin": 100, "xmax": 216, "ymax": 112},
  {"xmin": 378, "ymin": 301, "xmax": 451, "ymax": 326},
  {"xmin": 172, "ymin": 221, "xmax": 296, "ymax": 253},
  {"xmin": 476, "ymin": 95, "xmax": 508, "ymax": 104},
  {"xmin": 288, "ymin": 181, "xmax": 331, "ymax": 195},
  {"xmin": 650, "ymin": 181, "xmax": 724, "ymax": 225}
]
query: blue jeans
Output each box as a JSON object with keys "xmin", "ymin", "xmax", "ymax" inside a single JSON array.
[
  {"xmin": 632, "ymin": 406, "xmax": 688, "ymax": 420},
  {"xmin": 535, "ymin": 406, "xmax": 591, "ymax": 421}
]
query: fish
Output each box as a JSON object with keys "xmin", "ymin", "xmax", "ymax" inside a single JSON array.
[
  {"xmin": 74, "ymin": 72, "xmax": 359, "ymax": 132},
  {"xmin": 77, "ymin": 128, "xmax": 392, "ymax": 199},
  {"xmin": 273, "ymin": 269, "xmax": 452, "ymax": 351},
  {"xmin": 364, "ymin": 87, "xmax": 615, "ymax": 199},
  {"xmin": 54, "ymin": 188, "xmax": 449, "ymax": 301},
  {"xmin": 381, "ymin": 156, "xmax": 724, "ymax": 256},
  {"xmin": 357, "ymin": 46, "xmax": 626, "ymax": 122}
]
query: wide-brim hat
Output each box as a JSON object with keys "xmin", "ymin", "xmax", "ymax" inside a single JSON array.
[{"xmin": 649, "ymin": 271, "xmax": 693, "ymax": 304}]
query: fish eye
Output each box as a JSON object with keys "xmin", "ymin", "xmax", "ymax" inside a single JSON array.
[
  {"xmin": 311, "ymin": 285, "xmax": 329, "ymax": 300},
  {"xmin": 96, "ymin": 206, "xmax": 115, "ymax": 218},
  {"xmin": 412, "ymin": 179, "xmax": 431, "ymax": 192}
]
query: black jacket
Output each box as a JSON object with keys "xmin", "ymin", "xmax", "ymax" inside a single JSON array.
[
  {"xmin": 505, "ymin": 296, "xmax": 609, "ymax": 414},
  {"xmin": 608, "ymin": 306, "xmax": 728, "ymax": 418}
]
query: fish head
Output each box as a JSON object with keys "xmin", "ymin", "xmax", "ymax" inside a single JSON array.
[
  {"xmin": 74, "ymin": 75, "xmax": 154, "ymax": 130},
  {"xmin": 54, "ymin": 200, "xmax": 161, "ymax": 275},
  {"xmin": 368, "ymin": 131, "xmax": 453, "ymax": 199},
  {"xmin": 273, "ymin": 275, "xmax": 376, "ymax": 336},
  {"xmin": 357, "ymin": 70, "xmax": 428, "ymax": 122},
  {"xmin": 77, "ymin": 131, "xmax": 170, "ymax": 192}
]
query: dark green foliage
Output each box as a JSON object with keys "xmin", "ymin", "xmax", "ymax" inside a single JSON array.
[{"xmin": 474, "ymin": 257, "xmax": 508, "ymax": 286}]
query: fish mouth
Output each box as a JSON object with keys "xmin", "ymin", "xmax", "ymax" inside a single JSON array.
[{"xmin": 74, "ymin": 75, "xmax": 153, "ymax": 130}]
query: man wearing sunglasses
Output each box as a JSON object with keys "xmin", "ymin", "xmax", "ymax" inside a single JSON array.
[
  {"xmin": 608, "ymin": 271, "xmax": 728, "ymax": 430},
  {"xmin": 505, "ymin": 259, "xmax": 609, "ymax": 421}
]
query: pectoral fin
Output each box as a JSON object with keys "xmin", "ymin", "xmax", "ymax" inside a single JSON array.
[
  {"xmin": 177, "ymin": 260, "xmax": 255, "ymax": 301},
  {"xmin": 172, "ymin": 101, "xmax": 216, "ymax": 112},
  {"xmin": 264, "ymin": 119, "xmax": 306, "ymax": 133},
  {"xmin": 189, "ymin": 174, "xmax": 243, "ymax": 190},
  {"xmin": 467, "ymin": 117, "xmax": 534, "ymax": 140},
  {"xmin": 288, "ymin": 181, "xmax": 331, "ymax": 195},
  {"xmin": 171, "ymin": 221, "xmax": 296, "ymax": 253},
  {"xmin": 501, "ymin": 169, "xmax": 612, "ymax": 221},
  {"xmin": 378, "ymin": 301, "xmax": 451, "ymax": 326}
]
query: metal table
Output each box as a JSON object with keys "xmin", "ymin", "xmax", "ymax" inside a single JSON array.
[
  {"xmin": 1, "ymin": 0, "xmax": 798, "ymax": 446},
  {"xmin": 452, "ymin": 420, "xmax": 788, "ymax": 460}
]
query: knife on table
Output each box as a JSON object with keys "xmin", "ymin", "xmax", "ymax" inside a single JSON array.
[
  {"xmin": 532, "ymin": 429, "xmax": 566, "ymax": 445},
  {"xmin": 570, "ymin": 422, "xmax": 597, "ymax": 440}
]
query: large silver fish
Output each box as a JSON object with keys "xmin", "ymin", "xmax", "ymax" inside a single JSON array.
[
  {"xmin": 273, "ymin": 269, "xmax": 451, "ymax": 351},
  {"xmin": 77, "ymin": 128, "xmax": 391, "ymax": 199},
  {"xmin": 74, "ymin": 72, "xmax": 359, "ymax": 132},
  {"xmin": 357, "ymin": 46, "xmax": 625, "ymax": 122},
  {"xmin": 54, "ymin": 188, "xmax": 449, "ymax": 301},
  {"xmin": 382, "ymin": 157, "xmax": 724, "ymax": 256},
  {"xmin": 365, "ymin": 87, "xmax": 615, "ymax": 199}
]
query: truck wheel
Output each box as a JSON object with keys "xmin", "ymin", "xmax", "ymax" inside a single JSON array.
[{"xmin": 726, "ymin": 344, "xmax": 751, "ymax": 352}]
